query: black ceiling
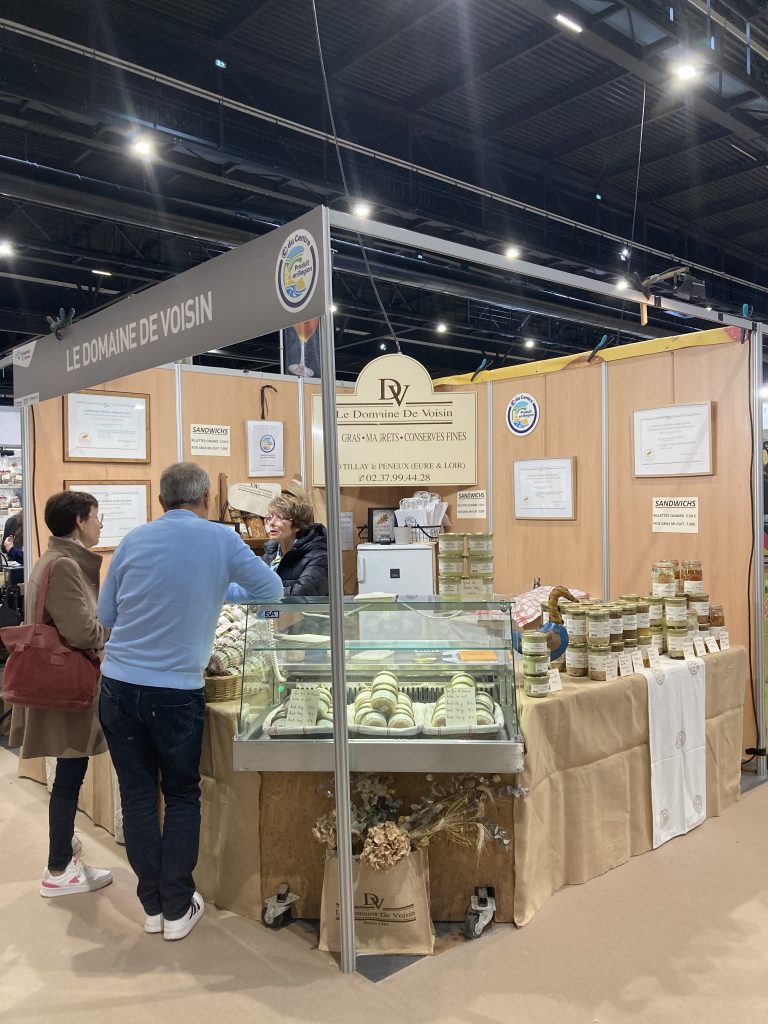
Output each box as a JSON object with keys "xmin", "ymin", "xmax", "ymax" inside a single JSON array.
[{"xmin": 0, "ymin": 0, "xmax": 766, "ymax": 396}]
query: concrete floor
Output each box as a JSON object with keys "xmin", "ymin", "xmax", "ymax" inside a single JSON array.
[{"xmin": 1, "ymin": 744, "xmax": 767, "ymax": 1024}]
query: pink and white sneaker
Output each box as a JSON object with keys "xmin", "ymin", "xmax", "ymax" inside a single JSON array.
[{"xmin": 40, "ymin": 858, "xmax": 113, "ymax": 898}]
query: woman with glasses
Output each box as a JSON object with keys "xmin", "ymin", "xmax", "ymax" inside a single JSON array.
[
  {"xmin": 263, "ymin": 488, "xmax": 328, "ymax": 597},
  {"xmin": 10, "ymin": 491, "xmax": 113, "ymax": 898}
]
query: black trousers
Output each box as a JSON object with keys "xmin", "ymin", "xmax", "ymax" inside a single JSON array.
[{"xmin": 48, "ymin": 757, "xmax": 89, "ymax": 872}]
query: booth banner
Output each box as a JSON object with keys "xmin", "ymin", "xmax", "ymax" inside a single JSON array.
[
  {"xmin": 312, "ymin": 354, "xmax": 476, "ymax": 487},
  {"xmin": 13, "ymin": 208, "xmax": 328, "ymax": 405},
  {"xmin": 246, "ymin": 420, "xmax": 284, "ymax": 477},
  {"xmin": 318, "ymin": 848, "xmax": 435, "ymax": 955},
  {"xmin": 227, "ymin": 482, "xmax": 280, "ymax": 517}
]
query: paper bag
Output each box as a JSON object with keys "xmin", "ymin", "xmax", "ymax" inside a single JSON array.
[{"xmin": 319, "ymin": 848, "xmax": 435, "ymax": 955}]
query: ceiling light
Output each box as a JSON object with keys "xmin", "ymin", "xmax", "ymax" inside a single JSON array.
[
  {"xmin": 616, "ymin": 277, "xmax": 629, "ymax": 291},
  {"xmin": 214, "ymin": 58, "xmax": 227, "ymax": 69},
  {"xmin": 0, "ymin": 240, "xmax": 13, "ymax": 257},
  {"xmin": 91, "ymin": 269, "xmax": 112, "ymax": 277},
  {"xmin": 705, "ymin": 305, "xmax": 713, "ymax": 312},
  {"xmin": 555, "ymin": 12, "xmax": 583, "ymax": 33},
  {"xmin": 330, "ymin": 304, "xmax": 337, "ymax": 313},
  {"xmin": 620, "ymin": 247, "xmax": 630, "ymax": 261},
  {"xmin": 504, "ymin": 244, "xmax": 521, "ymax": 260},
  {"xmin": 132, "ymin": 137, "xmax": 154, "ymax": 158},
  {"xmin": 379, "ymin": 343, "xmax": 386, "ymax": 351},
  {"xmin": 436, "ymin": 322, "xmax": 448, "ymax": 334},
  {"xmin": 351, "ymin": 200, "xmax": 371, "ymax": 218},
  {"xmin": 595, "ymin": 193, "xmax": 602, "ymax": 200},
  {"xmin": 524, "ymin": 338, "xmax": 535, "ymax": 349},
  {"xmin": 674, "ymin": 63, "xmax": 698, "ymax": 81}
]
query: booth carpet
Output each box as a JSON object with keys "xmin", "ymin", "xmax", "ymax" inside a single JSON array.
[{"xmin": 17, "ymin": 647, "xmax": 746, "ymax": 926}]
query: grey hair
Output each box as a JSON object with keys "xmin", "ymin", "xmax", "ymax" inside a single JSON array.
[{"xmin": 160, "ymin": 462, "xmax": 210, "ymax": 509}]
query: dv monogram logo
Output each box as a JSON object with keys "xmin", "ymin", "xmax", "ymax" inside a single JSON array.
[
  {"xmin": 362, "ymin": 892, "xmax": 384, "ymax": 910},
  {"xmin": 379, "ymin": 378, "xmax": 410, "ymax": 406}
]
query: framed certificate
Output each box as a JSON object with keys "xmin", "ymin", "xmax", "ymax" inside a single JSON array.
[
  {"xmin": 64, "ymin": 390, "xmax": 150, "ymax": 463},
  {"xmin": 633, "ymin": 402, "xmax": 713, "ymax": 477},
  {"xmin": 513, "ymin": 458, "xmax": 575, "ymax": 520},
  {"xmin": 65, "ymin": 480, "xmax": 151, "ymax": 551}
]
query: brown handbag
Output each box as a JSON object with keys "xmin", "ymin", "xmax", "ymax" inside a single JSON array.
[{"xmin": 0, "ymin": 555, "xmax": 100, "ymax": 712}]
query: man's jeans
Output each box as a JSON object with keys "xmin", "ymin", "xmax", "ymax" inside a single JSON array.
[{"xmin": 99, "ymin": 675, "xmax": 205, "ymax": 921}]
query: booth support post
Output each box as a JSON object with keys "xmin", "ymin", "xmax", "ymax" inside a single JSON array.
[
  {"xmin": 20, "ymin": 405, "xmax": 32, "ymax": 582},
  {"xmin": 317, "ymin": 209, "xmax": 356, "ymax": 974},
  {"xmin": 601, "ymin": 362, "xmax": 610, "ymax": 602},
  {"xmin": 752, "ymin": 325, "xmax": 766, "ymax": 778},
  {"xmin": 174, "ymin": 364, "xmax": 184, "ymax": 461}
]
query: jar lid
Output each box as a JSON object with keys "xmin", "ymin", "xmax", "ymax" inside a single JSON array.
[
  {"xmin": 619, "ymin": 593, "xmax": 641, "ymax": 601},
  {"xmin": 522, "ymin": 630, "xmax": 548, "ymax": 643},
  {"xmin": 682, "ymin": 559, "xmax": 702, "ymax": 567},
  {"xmin": 566, "ymin": 605, "xmax": 586, "ymax": 616},
  {"xmin": 665, "ymin": 596, "xmax": 688, "ymax": 605},
  {"xmin": 690, "ymin": 592, "xmax": 709, "ymax": 600},
  {"xmin": 468, "ymin": 532, "xmax": 493, "ymax": 538},
  {"xmin": 438, "ymin": 573, "xmax": 463, "ymax": 580},
  {"xmin": 667, "ymin": 626, "xmax": 688, "ymax": 635},
  {"xmin": 587, "ymin": 606, "xmax": 608, "ymax": 615}
]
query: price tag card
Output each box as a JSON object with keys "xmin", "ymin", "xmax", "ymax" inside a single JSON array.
[
  {"xmin": 694, "ymin": 637, "xmax": 707, "ymax": 658},
  {"xmin": 705, "ymin": 636, "xmax": 720, "ymax": 654},
  {"xmin": 683, "ymin": 642, "xmax": 695, "ymax": 662},
  {"xmin": 720, "ymin": 631, "xmax": 730, "ymax": 650},
  {"xmin": 648, "ymin": 645, "xmax": 662, "ymax": 669},
  {"xmin": 547, "ymin": 667, "xmax": 563, "ymax": 692},
  {"xmin": 605, "ymin": 655, "xmax": 618, "ymax": 681},
  {"xmin": 285, "ymin": 686, "xmax": 321, "ymax": 727},
  {"xmin": 631, "ymin": 650, "xmax": 645, "ymax": 674},
  {"xmin": 445, "ymin": 687, "xmax": 478, "ymax": 728},
  {"xmin": 618, "ymin": 652, "xmax": 634, "ymax": 677},
  {"xmin": 460, "ymin": 578, "xmax": 485, "ymax": 600}
]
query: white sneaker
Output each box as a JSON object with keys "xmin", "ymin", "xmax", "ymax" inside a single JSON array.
[
  {"xmin": 40, "ymin": 858, "xmax": 113, "ymax": 898},
  {"xmin": 144, "ymin": 913, "xmax": 163, "ymax": 934},
  {"xmin": 163, "ymin": 892, "xmax": 205, "ymax": 941}
]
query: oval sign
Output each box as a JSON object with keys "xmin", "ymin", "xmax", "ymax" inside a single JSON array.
[{"xmin": 506, "ymin": 392, "xmax": 539, "ymax": 436}]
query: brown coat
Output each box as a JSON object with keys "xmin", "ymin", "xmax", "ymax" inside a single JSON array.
[{"xmin": 9, "ymin": 538, "xmax": 108, "ymax": 758}]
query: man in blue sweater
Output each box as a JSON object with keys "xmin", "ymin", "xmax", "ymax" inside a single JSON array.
[{"xmin": 98, "ymin": 462, "xmax": 282, "ymax": 941}]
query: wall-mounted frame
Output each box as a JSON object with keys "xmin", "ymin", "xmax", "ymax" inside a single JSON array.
[
  {"xmin": 65, "ymin": 480, "xmax": 151, "ymax": 551},
  {"xmin": 513, "ymin": 457, "xmax": 575, "ymax": 520},
  {"xmin": 633, "ymin": 401, "xmax": 713, "ymax": 477},
  {"xmin": 64, "ymin": 390, "xmax": 150, "ymax": 463}
]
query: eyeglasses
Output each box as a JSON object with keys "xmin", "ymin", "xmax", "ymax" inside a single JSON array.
[
  {"xmin": 264, "ymin": 514, "xmax": 291, "ymax": 525},
  {"xmin": 91, "ymin": 512, "xmax": 104, "ymax": 526}
]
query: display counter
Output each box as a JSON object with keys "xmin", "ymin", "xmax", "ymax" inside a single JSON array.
[{"xmin": 16, "ymin": 647, "xmax": 745, "ymax": 926}]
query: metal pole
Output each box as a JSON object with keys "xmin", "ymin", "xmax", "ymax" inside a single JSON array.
[
  {"xmin": 174, "ymin": 363, "xmax": 184, "ymax": 461},
  {"xmin": 20, "ymin": 405, "xmax": 32, "ymax": 582},
  {"xmin": 601, "ymin": 362, "xmax": 610, "ymax": 602},
  {"xmin": 298, "ymin": 376, "xmax": 306, "ymax": 487},
  {"xmin": 279, "ymin": 328, "xmax": 285, "ymax": 375},
  {"xmin": 486, "ymin": 380, "xmax": 493, "ymax": 535},
  {"xmin": 317, "ymin": 208, "xmax": 355, "ymax": 973},
  {"xmin": 751, "ymin": 326, "xmax": 766, "ymax": 778}
]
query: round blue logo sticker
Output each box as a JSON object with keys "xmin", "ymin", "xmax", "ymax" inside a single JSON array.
[
  {"xmin": 506, "ymin": 393, "xmax": 539, "ymax": 435},
  {"xmin": 259, "ymin": 434, "xmax": 276, "ymax": 454},
  {"xmin": 275, "ymin": 229, "xmax": 318, "ymax": 312}
]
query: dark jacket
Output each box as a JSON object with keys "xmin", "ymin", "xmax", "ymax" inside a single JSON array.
[{"xmin": 263, "ymin": 523, "xmax": 328, "ymax": 597}]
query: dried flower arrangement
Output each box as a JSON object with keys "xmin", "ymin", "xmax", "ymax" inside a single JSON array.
[{"xmin": 313, "ymin": 773, "xmax": 522, "ymax": 871}]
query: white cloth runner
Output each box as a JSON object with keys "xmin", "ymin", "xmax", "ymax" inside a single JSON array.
[{"xmin": 644, "ymin": 657, "xmax": 707, "ymax": 849}]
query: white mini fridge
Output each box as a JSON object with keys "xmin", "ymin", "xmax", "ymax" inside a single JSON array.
[{"xmin": 356, "ymin": 543, "xmax": 435, "ymax": 596}]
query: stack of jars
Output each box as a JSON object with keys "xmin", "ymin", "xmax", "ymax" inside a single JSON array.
[
  {"xmin": 651, "ymin": 559, "xmax": 726, "ymax": 657},
  {"xmin": 521, "ymin": 630, "xmax": 550, "ymax": 697},
  {"xmin": 437, "ymin": 532, "xmax": 494, "ymax": 599}
]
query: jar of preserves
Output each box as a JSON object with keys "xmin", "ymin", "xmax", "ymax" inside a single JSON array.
[
  {"xmin": 709, "ymin": 602, "xmax": 725, "ymax": 628},
  {"xmin": 671, "ymin": 559, "xmax": 683, "ymax": 596},
  {"xmin": 521, "ymin": 631, "xmax": 549, "ymax": 657},
  {"xmin": 588, "ymin": 647, "xmax": 611, "ymax": 681},
  {"xmin": 438, "ymin": 533, "xmax": 465, "ymax": 555},
  {"xmin": 467, "ymin": 555, "xmax": 494, "ymax": 578},
  {"xmin": 609, "ymin": 604, "xmax": 624, "ymax": 644},
  {"xmin": 648, "ymin": 596, "xmax": 664, "ymax": 626},
  {"xmin": 523, "ymin": 655, "xmax": 549, "ymax": 677},
  {"xmin": 466, "ymin": 532, "xmax": 493, "ymax": 555},
  {"xmin": 651, "ymin": 630, "xmax": 666, "ymax": 654},
  {"xmin": 587, "ymin": 607, "xmax": 610, "ymax": 648},
  {"xmin": 652, "ymin": 560, "xmax": 676, "ymax": 598},
  {"xmin": 438, "ymin": 574, "xmax": 462, "ymax": 600},
  {"xmin": 524, "ymin": 675, "xmax": 550, "ymax": 698},
  {"xmin": 682, "ymin": 559, "xmax": 704, "ymax": 596},
  {"xmin": 619, "ymin": 593, "xmax": 641, "ymax": 603},
  {"xmin": 689, "ymin": 594, "xmax": 709, "ymax": 625},
  {"xmin": 438, "ymin": 554, "xmax": 464, "ymax": 576},
  {"xmin": 565, "ymin": 645, "xmax": 588, "ymax": 678},
  {"xmin": 637, "ymin": 640, "xmax": 651, "ymax": 667},
  {"xmin": 666, "ymin": 627, "xmax": 688, "ymax": 658},
  {"xmin": 564, "ymin": 606, "xmax": 587, "ymax": 645},
  {"xmin": 636, "ymin": 598, "xmax": 651, "ymax": 636},
  {"xmin": 610, "ymin": 639, "xmax": 625, "ymax": 654},
  {"xmin": 622, "ymin": 602, "xmax": 638, "ymax": 642},
  {"xmin": 664, "ymin": 596, "xmax": 688, "ymax": 627}
]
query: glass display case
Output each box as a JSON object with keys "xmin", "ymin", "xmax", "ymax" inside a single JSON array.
[{"xmin": 215, "ymin": 597, "xmax": 524, "ymax": 772}]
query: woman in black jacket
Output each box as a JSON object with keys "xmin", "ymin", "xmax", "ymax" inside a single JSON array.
[{"xmin": 262, "ymin": 492, "xmax": 328, "ymax": 597}]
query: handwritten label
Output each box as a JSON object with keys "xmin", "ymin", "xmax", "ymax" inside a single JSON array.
[
  {"xmin": 683, "ymin": 642, "xmax": 695, "ymax": 662},
  {"xmin": 631, "ymin": 650, "xmax": 645, "ymax": 673},
  {"xmin": 618, "ymin": 652, "xmax": 634, "ymax": 677},
  {"xmin": 694, "ymin": 638, "xmax": 707, "ymax": 658},
  {"xmin": 285, "ymin": 686, "xmax": 321, "ymax": 727},
  {"xmin": 445, "ymin": 687, "xmax": 478, "ymax": 728},
  {"xmin": 720, "ymin": 631, "xmax": 730, "ymax": 650},
  {"xmin": 605, "ymin": 655, "xmax": 618, "ymax": 681},
  {"xmin": 547, "ymin": 667, "xmax": 563, "ymax": 692},
  {"xmin": 460, "ymin": 578, "xmax": 486, "ymax": 600},
  {"xmin": 648, "ymin": 645, "xmax": 662, "ymax": 669},
  {"xmin": 705, "ymin": 636, "xmax": 720, "ymax": 654}
]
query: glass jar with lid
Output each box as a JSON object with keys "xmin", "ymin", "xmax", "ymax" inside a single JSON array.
[
  {"xmin": 621, "ymin": 602, "xmax": 638, "ymax": 642},
  {"xmin": 565, "ymin": 645, "xmax": 588, "ymax": 678},
  {"xmin": 466, "ymin": 532, "xmax": 493, "ymax": 555},
  {"xmin": 610, "ymin": 639, "xmax": 625, "ymax": 654},
  {"xmin": 524, "ymin": 675, "xmax": 550, "ymax": 698},
  {"xmin": 564, "ymin": 606, "xmax": 587, "ymax": 645},
  {"xmin": 689, "ymin": 594, "xmax": 709, "ymax": 625},
  {"xmin": 682, "ymin": 559, "xmax": 704, "ymax": 596},
  {"xmin": 438, "ymin": 554, "xmax": 464, "ymax": 576},
  {"xmin": 587, "ymin": 607, "xmax": 610, "ymax": 648},
  {"xmin": 666, "ymin": 627, "xmax": 688, "ymax": 659},
  {"xmin": 523, "ymin": 654, "xmax": 549, "ymax": 677},
  {"xmin": 709, "ymin": 602, "xmax": 725, "ymax": 628},
  {"xmin": 521, "ymin": 631, "xmax": 549, "ymax": 657},
  {"xmin": 651, "ymin": 629, "xmax": 666, "ymax": 653},
  {"xmin": 652, "ymin": 560, "xmax": 676, "ymax": 598},
  {"xmin": 588, "ymin": 647, "xmax": 611, "ymax": 681},
  {"xmin": 636, "ymin": 598, "xmax": 651, "ymax": 636},
  {"xmin": 608, "ymin": 604, "xmax": 624, "ymax": 644},
  {"xmin": 671, "ymin": 559, "xmax": 683, "ymax": 595},
  {"xmin": 438, "ymin": 574, "xmax": 462, "ymax": 600},
  {"xmin": 648, "ymin": 596, "xmax": 664, "ymax": 626},
  {"xmin": 619, "ymin": 593, "xmax": 641, "ymax": 603},
  {"xmin": 437, "ymin": 532, "xmax": 465, "ymax": 555},
  {"xmin": 664, "ymin": 596, "xmax": 688, "ymax": 628}
]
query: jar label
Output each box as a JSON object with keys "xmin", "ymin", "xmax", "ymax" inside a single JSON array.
[
  {"xmin": 565, "ymin": 617, "xmax": 586, "ymax": 639},
  {"xmin": 566, "ymin": 648, "xmax": 588, "ymax": 668},
  {"xmin": 668, "ymin": 635, "xmax": 686, "ymax": 654},
  {"xmin": 468, "ymin": 559, "xmax": 494, "ymax": 576},
  {"xmin": 588, "ymin": 620, "xmax": 610, "ymax": 640},
  {"xmin": 637, "ymin": 611, "xmax": 650, "ymax": 629},
  {"xmin": 666, "ymin": 607, "xmax": 687, "ymax": 625},
  {"xmin": 609, "ymin": 615, "xmax": 623, "ymax": 630},
  {"xmin": 652, "ymin": 582, "xmax": 675, "ymax": 598},
  {"xmin": 525, "ymin": 680, "xmax": 549, "ymax": 697},
  {"xmin": 649, "ymin": 607, "xmax": 664, "ymax": 624},
  {"xmin": 589, "ymin": 652, "xmax": 608, "ymax": 670},
  {"xmin": 683, "ymin": 580, "xmax": 705, "ymax": 596},
  {"xmin": 651, "ymin": 632, "xmax": 665, "ymax": 648},
  {"xmin": 623, "ymin": 613, "xmax": 638, "ymax": 630},
  {"xmin": 522, "ymin": 640, "xmax": 548, "ymax": 656},
  {"xmin": 690, "ymin": 600, "xmax": 709, "ymax": 616}
]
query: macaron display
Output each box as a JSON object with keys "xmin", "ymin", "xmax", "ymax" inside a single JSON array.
[
  {"xmin": 430, "ymin": 687, "xmax": 498, "ymax": 728},
  {"xmin": 353, "ymin": 673, "xmax": 416, "ymax": 729}
]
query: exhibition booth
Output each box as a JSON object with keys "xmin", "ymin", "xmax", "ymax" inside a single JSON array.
[{"xmin": 8, "ymin": 208, "xmax": 766, "ymax": 971}]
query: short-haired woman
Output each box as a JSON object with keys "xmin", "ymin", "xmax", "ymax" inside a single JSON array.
[
  {"xmin": 10, "ymin": 491, "xmax": 113, "ymax": 897},
  {"xmin": 263, "ymin": 491, "xmax": 328, "ymax": 597}
]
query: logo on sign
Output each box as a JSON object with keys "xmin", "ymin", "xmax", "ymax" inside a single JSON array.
[
  {"xmin": 276, "ymin": 230, "xmax": 318, "ymax": 312},
  {"xmin": 379, "ymin": 378, "xmax": 411, "ymax": 406},
  {"xmin": 506, "ymin": 393, "xmax": 539, "ymax": 435},
  {"xmin": 12, "ymin": 340, "xmax": 36, "ymax": 368},
  {"xmin": 259, "ymin": 433, "xmax": 276, "ymax": 454}
]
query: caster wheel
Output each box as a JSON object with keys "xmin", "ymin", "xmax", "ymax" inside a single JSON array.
[
  {"xmin": 463, "ymin": 911, "xmax": 484, "ymax": 939},
  {"xmin": 262, "ymin": 906, "xmax": 292, "ymax": 929}
]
